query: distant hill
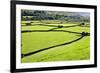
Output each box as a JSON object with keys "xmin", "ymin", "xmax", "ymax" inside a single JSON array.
[{"xmin": 21, "ymin": 10, "xmax": 90, "ymax": 22}]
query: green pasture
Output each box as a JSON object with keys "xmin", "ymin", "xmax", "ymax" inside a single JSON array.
[{"xmin": 21, "ymin": 20, "xmax": 90, "ymax": 63}]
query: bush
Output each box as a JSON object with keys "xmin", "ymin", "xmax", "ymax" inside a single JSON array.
[
  {"xmin": 81, "ymin": 32, "xmax": 88, "ymax": 36},
  {"xmin": 80, "ymin": 22, "xmax": 85, "ymax": 25},
  {"xmin": 26, "ymin": 23, "xmax": 31, "ymax": 26},
  {"xmin": 58, "ymin": 25, "xmax": 63, "ymax": 28}
]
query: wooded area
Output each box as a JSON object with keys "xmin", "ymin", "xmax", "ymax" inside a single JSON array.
[{"xmin": 21, "ymin": 10, "xmax": 90, "ymax": 22}]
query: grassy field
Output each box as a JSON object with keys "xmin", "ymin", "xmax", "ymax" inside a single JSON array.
[{"xmin": 21, "ymin": 20, "xmax": 90, "ymax": 63}]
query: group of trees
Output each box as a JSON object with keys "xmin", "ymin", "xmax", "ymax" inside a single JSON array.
[{"xmin": 21, "ymin": 10, "xmax": 90, "ymax": 22}]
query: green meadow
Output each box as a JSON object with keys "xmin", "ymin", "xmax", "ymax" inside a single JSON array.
[{"xmin": 21, "ymin": 20, "xmax": 90, "ymax": 63}]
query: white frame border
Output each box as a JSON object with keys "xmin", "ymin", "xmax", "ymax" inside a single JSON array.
[{"xmin": 16, "ymin": 4, "xmax": 95, "ymax": 69}]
